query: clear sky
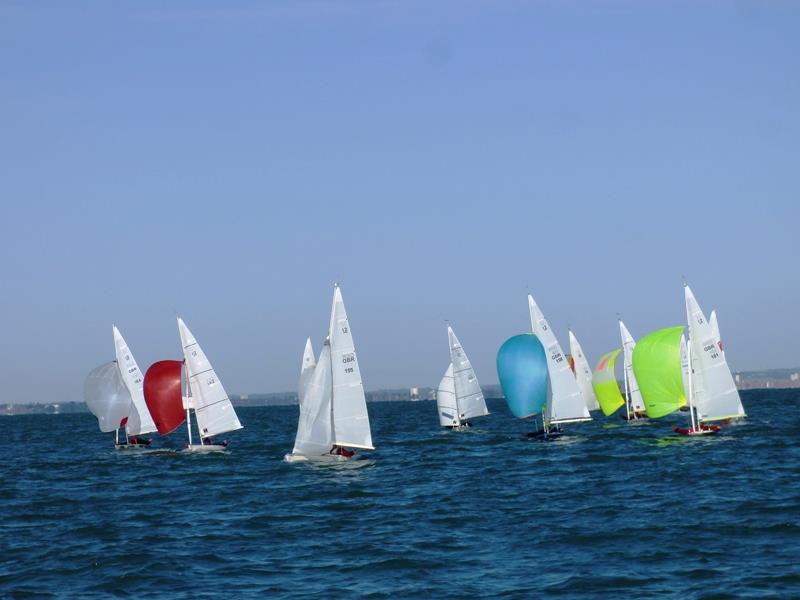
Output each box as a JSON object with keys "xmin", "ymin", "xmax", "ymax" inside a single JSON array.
[{"xmin": 1, "ymin": 1, "xmax": 798, "ymax": 403}]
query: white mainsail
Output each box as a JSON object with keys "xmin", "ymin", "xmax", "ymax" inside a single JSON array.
[
  {"xmin": 292, "ymin": 342, "xmax": 334, "ymax": 456},
  {"xmin": 568, "ymin": 330, "xmax": 600, "ymax": 412},
  {"xmin": 84, "ymin": 362, "xmax": 133, "ymax": 433},
  {"xmin": 329, "ymin": 285, "xmax": 374, "ymax": 449},
  {"xmin": 448, "ymin": 325, "xmax": 489, "ymax": 422},
  {"xmin": 619, "ymin": 320, "xmax": 646, "ymax": 413},
  {"xmin": 178, "ymin": 318, "xmax": 243, "ymax": 438},
  {"xmin": 113, "ymin": 326, "xmax": 157, "ymax": 436},
  {"xmin": 528, "ymin": 295, "xmax": 590, "ymax": 424},
  {"xmin": 436, "ymin": 363, "xmax": 459, "ymax": 427},
  {"xmin": 684, "ymin": 286, "xmax": 745, "ymax": 422},
  {"xmin": 298, "ymin": 337, "xmax": 316, "ymax": 406}
]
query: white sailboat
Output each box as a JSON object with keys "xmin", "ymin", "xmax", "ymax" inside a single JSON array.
[
  {"xmin": 178, "ymin": 318, "xmax": 243, "ymax": 452},
  {"xmin": 298, "ymin": 337, "xmax": 316, "ymax": 406},
  {"xmin": 84, "ymin": 326, "xmax": 156, "ymax": 449},
  {"xmin": 114, "ymin": 326, "xmax": 157, "ymax": 447},
  {"xmin": 436, "ymin": 325, "xmax": 489, "ymax": 429},
  {"xmin": 285, "ymin": 284, "xmax": 374, "ymax": 462},
  {"xmin": 619, "ymin": 320, "xmax": 647, "ymax": 420},
  {"xmin": 568, "ymin": 330, "xmax": 600, "ymax": 412},
  {"xmin": 678, "ymin": 285, "xmax": 745, "ymax": 435},
  {"xmin": 528, "ymin": 295, "xmax": 591, "ymax": 436}
]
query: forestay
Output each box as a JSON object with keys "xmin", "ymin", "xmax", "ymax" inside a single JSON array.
[
  {"xmin": 178, "ymin": 318, "xmax": 243, "ymax": 438},
  {"xmin": 113, "ymin": 326, "xmax": 157, "ymax": 436},
  {"xmin": 592, "ymin": 349, "xmax": 626, "ymax": 416},
  {"xmin": 528, "ymin": 295, "xmax": 590, "ymax": 424},
  {"xmin": 436, "ymin": 363, "xmax": 459, "ymax": 427},
  {"xmin": 569, "ymin": 330, "xmax": 600, "ymax": 412},
  {"xmin": 84, "ymin": 362, "xmax": 133, "ymax": 432},
  {"xmin": 619, "ymin": 321, "xmax": 646, "ymax": 413},
  {"xmin": 448, "ymin": 326, "xmax": 489, "ymax": 422},
  {"xmin": 298, "ymin": 337, "xmax": 316, "ymax": 406},
  {"xmin": 292, "ymin": 343, "xmax": 334, "ymax": 456},
  {"xmin": 329, "ymin": 285, "xmax": 374, "ymax": 449},
  {"xmin": 684, "ymin": 286, "xmax": 745, "ymax": 422}
]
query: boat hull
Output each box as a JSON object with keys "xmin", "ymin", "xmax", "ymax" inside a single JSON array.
[
  {"xmin": 673, "ymin": 425, "xmax": 720, "ymax": 436},
  {"xmin": 184, "ymin": 444, "xmax": 229, "ymax": 453},
  {"xmin": 284, "ymin": 453, "xmax": 350, "ymax": 463}
]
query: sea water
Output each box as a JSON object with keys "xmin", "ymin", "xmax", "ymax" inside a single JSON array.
[{"xmin": 1, "ymin": 389, "xmax": 799, "ymax": 598}]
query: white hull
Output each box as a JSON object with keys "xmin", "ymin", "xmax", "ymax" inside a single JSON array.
[
  {"xmin": 184, "ymin": 444, "xmax": 228, "ymax": 453},
  {"xmin": 284, "ymin": 453, "xmax": 350, "ymax": 463}
]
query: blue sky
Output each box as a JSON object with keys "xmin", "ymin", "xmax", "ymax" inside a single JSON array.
[{"xmin": 1, "ymin": 1, "xmax": 798, "ymax": 403}]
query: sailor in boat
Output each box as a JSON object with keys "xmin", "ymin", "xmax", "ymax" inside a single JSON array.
[
  {"xmin": 201, "ymin": 437, "xmax": 229, "ymax": 447},
  {"xmin": 330, "ymin": 445, "xmax": 355, "ymax": 458},
  {"xmin": 127, "ymin": 436, "xmax": 151, "ymax": 446}
]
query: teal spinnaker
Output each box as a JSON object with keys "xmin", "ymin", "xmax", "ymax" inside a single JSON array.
[{"xmin": 497, "ymin": 334, "xmax": 548, "ymax": 419}]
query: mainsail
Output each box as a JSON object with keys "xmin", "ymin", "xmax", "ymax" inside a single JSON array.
[
  {"xmin": 178, "ymin": 318, "xmax": 243, "ymax": 439},
  {"xmin": 497, "ymin": 334, "xmax": 548, "ymax": 419},
  {"xmin": 632, "ymin": 326, "xmax": 687, "ymax": 419},
  {"xmin": 528, "ymin": 295, "xmax": 590, "ymax": 424},
  {"xmin": 568, "ymin": 330, "xmax": 600, "ymax": 412},
  {"xmin": 298, "ymin": 337, "xmax": 316, "ymax": 406},
  {"xmin": 684, "ymin": 286, "xmax": 745, "ymax": 422},
  {"xmin": 143, "ymin": 360, "xmax": 185, "ymax": 434},
  {"xmin": 113, "ymin": 326, "xmax": 157, "ymax": 436},
  {"xmin": 84, "ymin": 362, "xmax": 133, "ymax": 432},
  {"xmin": 619, "ymin": 320, "xmax": 646, "ymax": 413},
  {"xmin": 592, "ymin": 349, "xmax": 626, "ymax": 416},
  {"xmin": 448, "ymin": 326, "xmax": 489, "ymax": 422},
  {"xmin": 292, "ymin": 342, "xmax": 334, "ymax": 456},
  {"xmin": 329, "ymin": 285, "xmax": 374, "ymax": 450},
  {"xmin": 436, "ymin": 363, "xmax": 459, "ymax": 427}
]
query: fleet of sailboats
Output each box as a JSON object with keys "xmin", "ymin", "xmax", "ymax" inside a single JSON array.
[
  {"xmin": 84, "ymin": 282, "xmax": 749, "ymax": 452},
  {"xmin": 436, "ymin": 325, "xmax": 489, "ymax": 429}
]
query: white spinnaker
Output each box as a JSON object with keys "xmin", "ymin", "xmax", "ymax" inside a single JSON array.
[
  {"xmin": 568, "ymin": 330, "xmax": 600, "ymax": 412},
  {"xmin": 436, "ymin": 363, "xmax": 459, "ymax": 427},
  {"xmin": 528, "ymin": 295, "xmax": 590, "ymax": 424},
  {"xmin": 329, "ymin": 285, "xmax": 374, "ymax": 449},
  {"xmin": 292, "ymin": 343, "xmax": 334, "ymax": 456},
  {"xmin": 448, "ymin": 326, "xmax": 489, "ymax": 421},
  {"xmin": 84, "ymin": 362, "xmax": 133, "ymax": 432},
  {"xmin": 178, "ymin": 318, "xmax": 243, "ymax": 438},
  {"xmin": 298, "ymin": 337, "xmax": 316, "ymax": 406},
  {"xmin": 684, "ymin": 286, "xmax": 745, "ymax": 422},
  {"xmin": 113, "ymin": 326, "xmax": 157, "ymax": 436},
  {"xmin": 619, "ymin": 320, "xmax": 646, "ymax": 413}
]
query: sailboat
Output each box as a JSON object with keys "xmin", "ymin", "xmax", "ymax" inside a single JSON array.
[
  {"xmin": 84, "ymin": 326, "xmax": 157, "ymax": 449},
  {"xmin": 619, "ymin": 320, "xmax": 648, "ymax": 420},
  {"xmin": 632, "ymin": 325, "xmax": 688, "ymax": 426},
  {"xmin": 527, "ymin": 294, "xmax": 591, "ymax": 437},
  {"xmin": 678, "ymin": 285, "xmax": 745, "ymax": 435},
  {"xmin": 497, "ymin": 333, "xmax": 553, "ymax": 436},
  {"xmin": 436, "ymin": 325, "xmax": 489, "ymax": 429},
  {"xmin": 298, "ymin": 338, "xmax": 316, "ymax": 406},
  {"xmin": 285, "ymin": 284, "xmax": 374, "ymax": 462},
  {"xmin": 143, "ymin": 318, "xmax": 243, "ymax": 452},
  {"xmin": 568, "ymin": 330, "xmax": 600, "ymax": 413}
]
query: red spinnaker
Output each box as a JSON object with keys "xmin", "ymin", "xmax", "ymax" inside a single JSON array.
[{"xmin": 144, "ymin": 360, "xmax": 185, "ymax": 435}]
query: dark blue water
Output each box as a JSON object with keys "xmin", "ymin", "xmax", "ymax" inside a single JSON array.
[{"xmin": 2, "ymin": 389, "xmax": 799, "ymax": 598}]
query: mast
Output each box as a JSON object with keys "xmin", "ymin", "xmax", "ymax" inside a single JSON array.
[
  {"xmin": 686, "ymin": 339, "xmax": 697, "ymax": 431},
  {"xmin": 184, "ymin": 362, "xmax": 193, "ymax": 446}
]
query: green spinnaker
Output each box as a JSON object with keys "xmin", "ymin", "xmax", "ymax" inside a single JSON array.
[
  {"xmin": 591, "ymin": 348, "xmax": 625, "ymax": 416},
  {"xmin": 632, "ymin": 326, "xmax": 687, "ymax": 419}
]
